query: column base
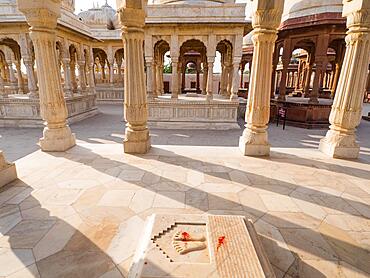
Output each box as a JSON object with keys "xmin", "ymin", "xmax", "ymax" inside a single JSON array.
[
  {"xmin": 319, "ymin": 130, "xmax": 360, "ymax": 159},
  {"xmin": 206, "ymin": 94, "xmax": 213, "ymax": 101},
  {"xmin": 123, "ymin": 128, "xmax": 151, "ymax": 154},
  {"xmin": 0, "ymin": 152, "xmax": 17, "ymax": 188},
  {"xmin": 239, "ymin": 129, "xmax": 270, "ymax": 156},
  {"xmin": 277, "ymin": 95, "xmax": 286, "ymax": 101},
  {"xmin": 171, "ymin": 94, "xmax": 178, "ymax": 99},
  {"xmin": 39, "ymin": 126, "xmax": 76, "ymax": 152}
]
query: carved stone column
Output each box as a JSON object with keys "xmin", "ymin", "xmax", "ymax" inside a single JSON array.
[
  {"xmin": 87, "ymin": 47, "xmax": 95, "ymax": 94},
  {"xmin": 77, "ymin": 60, "xmax": 87, "ymax": 93},
  {"xmin": 23, "ymin": 58, "xmax": 38, "ymax": 98},
  {"xmin": 220, "ymin": 63, "xmax": 227, "ymax": 96},
  {"xmin": 61, "ymin": 57, "xmax": 73, "ymax": 97},
  {"xmin": 303, "ymin": 61, "xmax": 313, "ymax": 97},
  {"xmin": 319, "ymin": 0, "xmax": 370, "ymax": 159},
  {"xmin": 0, "ymin": 74, "xmax": 5, "ymax": 97},
  {"xmin": 118, "ymin": 0, "xmax": 150, "ymax": 154},
  {"xmin": 15, "ymin": 61, "xmax": 24, "ymax": 94},
  {"xmin": 6, "ymin": 60, "xmax": 17, "ymax": 93},
  {"xmin": 202, "ymin": 65, "xmax": 208, "ymax": 95},
  {"xmin": 239, "ymin": 0, "xmax": 283, "ymax": 156},
  {"xmin": 171, "ymin": 57, "xmax": 179, "ymax": 99},
  {"xmin": 108, "ymin": 60, "xmax": 114, "ymax": 86},
  {"xmin": 18, "ymin": 0, "xmax": 76, "ymax": 152},
  {"xmin": 206, "ymin": 56, "xmax": 214, "ymax": 101},
  {"xmin": 146, "ymin": 58, "xmax": 154, "ymax": 99},
  {"xmin": 0, "ymin": 151, "xmax": 17, "ymax": 188},
  {"xmin": 155, "ymin": 64, "xmax": 161, "ymax": 96},
  {"xmin": 230, "ymin": 59, "xmax": 241, "ymax": 100},
  {"xmin": 226, "ymin": 64, "xmax": 233, "ymax": 97}
]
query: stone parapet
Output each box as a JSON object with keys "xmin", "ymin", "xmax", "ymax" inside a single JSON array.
[{"xmin": 0, "ymin": 95, "xmax": 99, "ymax": 127}]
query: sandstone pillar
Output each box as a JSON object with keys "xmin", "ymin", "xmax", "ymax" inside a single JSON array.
[
  {"xmin": 0, "ymin": 151, "xmax": 17, "ymax": 188},
  {"xmin": 77, "ymin": 60, "xmax": 87, "ymax": 93},
  {"xmin": 146, "ymin": 58, "xmax": 154, "ymax": 99},
  {"xmin": 23, "ymin": 58, "xmax": 38, "ymax": 98},
  {"xmin": 227, "ymin": 64, "xmax": 233, "ymax": 97},
  {"xmin": 239, "ymin": 0, "xmax": 283, "ymax": 156},
  {"xmin": 61, "ymin": 58, "xmax": 73, "ymax": 97},
  {"xmin": 87, "ymin": 47, "xmax": 95, "ymax": 94},
  {"xmin": 206, "ymin": 56, "xmax": 214, "ymax": 101},
  {"xmin": 202, "ymin": 65, "xmax": 208, "ymax": 95},
  {"xmin": 220, "ymin": 64, "xmax": 227, "ymax": 96},
  {"xmin": 118, "ymin": 0, "xmax": 150, "ymax": 154},
  {"xmin": 7, "ymin": 60, "xmax": 17, "ymax": 93},
  {"xmin": 0, "ymin": 74, "xmax": 5, "ymax": 97},
  {"xmin": 230, "ymin": 59, "xmax": 240, "ymax": 100},
  {"xmin": 18, "ymin": 0, "xmax": 76, "ymax": 152},
  {"xmin": 109, "ymin": 61, "xmax": 114, "ymax": 86},
  {"xmin": 171, "ymin": 57, "xmax": 179, "ymax": 99},
  {"xmin": 278, "ymin": 46, "xmax": 291, "ymax": 101},
  {"xmin": 303, "ymin": 61, "xmax": 313, "ymax": 97},
  {"xmin": 155, "ymin": 64, "xmax": 161, "ymax": 96},
  {"xmin": 15, "ymin": 61, "xmax": 24, "ymax": 94},
  {"xmin": 319, "ymin": 0, "xmax": 370, "ymax": 159}
]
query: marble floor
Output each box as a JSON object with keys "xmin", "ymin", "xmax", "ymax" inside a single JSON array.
[{"xmin": 0, "ymin": 104, "xmax": 369, "ymax": 277}]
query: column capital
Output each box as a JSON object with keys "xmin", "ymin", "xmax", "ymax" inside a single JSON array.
[
  {"xmin": 17, "ymin": 0, "xmax": 61, "ymax": 30},
  {"xmin": 251, "ymin": 0, "xmax": 284, "ymax": 30},
  {"xmin": 343, "ymin": 0, "xmax": 370, "ymax": 29}
]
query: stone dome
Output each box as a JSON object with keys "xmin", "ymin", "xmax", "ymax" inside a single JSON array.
[
  {"xmin": 149, "ymin": 0, "xmax": 235, "ymax": 5},
  {"xmin": 78, "ymin": 1, "xmax": 117, "ymax": 29},
  {"xmin": 282, "ymin": 0, "xmax": 343, "ymax": 23},
  {"xmin": 243, "ymin": 32, "xmax": 253, "ymax": 47}
]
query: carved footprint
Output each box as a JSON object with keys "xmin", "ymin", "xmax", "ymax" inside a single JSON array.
[
  {"xmin": 173, "ymin": 231, "xmax": 206, "ymax": 242},
  {"xmin": 173, "ymin": 241, "xmax": 207, "ymax": 255}
]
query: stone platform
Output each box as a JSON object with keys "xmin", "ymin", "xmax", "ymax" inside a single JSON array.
[
  {"xmin": 148, "ymin": 95, "xmax": 240, "ymax": 130},
  {"xmin": 95, "ymin": 85, "xmax": 124, "ymax": 104},
  {"xmin": 0, "ymin": 94, "xmax": 99, "ymax": 127},
  {"xmin": 129, "ymin": 214, "xmax": 274, "ymax": 278},
  {"xmin": 270, "ymin": 98, "xmax": 333, "ymax": 129}
]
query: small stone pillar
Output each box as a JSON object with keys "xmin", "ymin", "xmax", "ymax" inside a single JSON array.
[
  {"xmin": 23, "ymin": 58, "xmax": 38, "ymax": 98},
  {"xmin": 202, "ymin": 64, "xmax": 208, "ymax": 95},
  {"xmin": 278, "ymin": 55, "xmax": 290, "ymax": 101},
  {"xmin": 77, "ymin": 60, "xmax": 87, "ymax": 93},
  {"xmin": 15, "ymin": 61, "xmax": 24, "ymax": 94},
  {"xmin": 6, "ymin": 60, "xmax": 17, "ymax": 93},
  {"xmin": 220, "ymin": 64, "xmax": 227, "ymax": 96},
  {"xmin": 18, "ymin": 0, "xmax": 76, "ymax": 152},
  {"xmin": 226, "ymin": 64, "xmax": 233, "ymax": 97},
  {"xmin": 319, "ymin": 0, "xmax": 370, "ymax": 159},
  {"xmin": 87, "ymin": 47, "xmax": 96, "ymax": 94},
  {"xmin": 230, "ymin": 59, "xmax": 241, "ymax": 100},
  {"xmin": 206, "ymin": 56, "xmax": 214, "ymax": 101},
  {"xmin": 61, "ymin": 57, "xmax": 73, "ymax": 97},
  {"xmin": 171, "ymin": 57, "xmax": 179, "ymax": 99},
  {"xmin": 146, "ymin": 58, "xmax": 154, "ymax": 99},
  {"xmin": 239, "ymin": 0, "xmax": 284, "ymax": 156},
  {"xmin": 155, "ymin": 64, "xmax": 161, "ymax": 96},
  {"xmin": 118, "ymin": 0, "xmax": 151, "ymax": 154},
  {"xmin": 0, "ymin": 151, "xmax": 17, "ymax": 188}
]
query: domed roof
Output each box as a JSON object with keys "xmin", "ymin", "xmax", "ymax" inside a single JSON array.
[
  {"xmin": 243, "ymin": 32, "xmax": 253, "ymax": 47},
  {"xmin": 149, "ymin": 0, "xmax": 235, "ymax": 5},
  {"xmin": 281, "ymin": 0, "xmax": 343, "ymax": 24},
  {"xmin": 78, "ymin": 1, "xmax": 117, "ymax": 29}
]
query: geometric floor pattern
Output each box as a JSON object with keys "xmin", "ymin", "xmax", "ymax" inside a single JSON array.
[
  {"xmin": 0, "ymin": 143, "xmax": 369, "ymax": 277},
  {"xmin": 1, "ymin": 104, "xmax": 369, "ymax": 277}
]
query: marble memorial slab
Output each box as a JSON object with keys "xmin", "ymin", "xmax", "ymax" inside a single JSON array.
[{"xmin": 129, "ymin": 214, "xmax": 275, "ymax": 278}]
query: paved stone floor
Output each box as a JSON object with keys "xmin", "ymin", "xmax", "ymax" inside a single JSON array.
[{"xmin": 0, "ymin": 104, "xmax": 369, "ymax": 277}]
